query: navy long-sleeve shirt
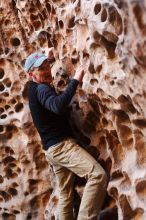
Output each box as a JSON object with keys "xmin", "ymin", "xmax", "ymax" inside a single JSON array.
[{"xmin": 28, "ymin": 79, "xmax": 79, "ymax": 150}]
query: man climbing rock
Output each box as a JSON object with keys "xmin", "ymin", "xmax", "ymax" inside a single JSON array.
[{"xmin": 24, "ymin": 52, "xmax": 107, "ymax": 220}]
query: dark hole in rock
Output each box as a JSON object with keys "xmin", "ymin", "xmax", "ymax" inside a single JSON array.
[
  {"xmin": 11, "ymin": 37, "xmax": 20, "ymax": 46},
  {"xmin": 3, "ymin": 92, "xmax": 9, "ymax": 97},
  {"xmin": 83, "ymin": 111, "xmax": 99, "ymax": 134},
  {"xmin": 101, "ymin": 8, "xmax": 108, "ymax": 22},
  {"xmin": 109, "ymin": 6, "xmax": 123, "ymax": 35},
  {"xmin": 96, "ymin": 64, "xmax": 102, "ymax": 73},
  {"xmin": 136, "ymin": 180, "xmax": 146, "ymax": 199},
  {"xmin": 3, "ymin": 78, "xmax": 12, "ymax": 87},
  {"xmin": 5, "ymin": 19, "xmax": 10, "ymax": 26},
  {"xmin": 0, "ymin": 68, "xmax": 5, "ymax": 79},
  {"xmin": 24, "ymin": 191, "xmax": 29, "ymax": 196},
  {"xmin": 0, "ymin": 83, "xmax": 5, "ymax": 91},
  {"xmin": 102, "ymin": 117, "xmax": 108, "ymax": 126},
  {"xmin": 51, "ymin": 6, "xmax": 56, "ymax": 15},
  {"xmin": 11, "ymin": 98, "xmax": 17, "ymax": 104},
  {"xmin": 129, "ymin": 87, "xmax": 133, "ymax": 93},
  {"xmin": 109, "ymin": 187, "xmax": 118, "ymax": 200},
  {"xmin": 3, "ymin": 156, "xmax": 16, "ymax": 164},
  {"xmin": 118, "ymin": 94, "xmax": 137, "ymax": 114},
  {"xmin": 90, "ymin": 42, "xmax": 99, "ymax": 50},
  {"xmin": 33, "ymin": 20, "xmax": 41, "ymax": 31},
  {"xmin": 8, "ymin": 187, "xmax": 18, "ymax": 196},
  {"xmin": 5, "ymin": 48, "xmax": 10, "ymax": 54},
  {"xmin": 72, "ymin": 49, "xmax": 77, "ymax": 56},
  {"xmin": 29, "ymin": 7, "xmax": 37, "ymax": 13},
  {"xmin": 27, "ymin": 213, "xmax": 32, "ymax": 220},
  {"xmin": 101, "ymin": 36, "xmax": 116, "ymax": 59},
  {"xmin": 15, "ymin": 102, "xmax": 23, "ymax": 112},
  {"xmin": 88, "ymin": 62, "xmax": 96, "ymax": 73},
  {"xmin": 133, "ymin": 119, "xmax": 146, "ymax": 128},
  {"xmin": 71, "ymin": 58, "xmax": 79, "ymax": 64},
  {"xmin": 48, "ymin": 38, "xmax": 53, "ymax": 47},
  {"xmin": 68, "ymin": 17, "xmax": 75, "ymax": 28},
  {"xmin": 0, "ymin": 175, "xmax": 4, "ymax": 183},
  {"xmin": 11, "ymin": 182, "xmax": 18, "ymax": 188},
  {"xmin": 94, "ymin": 3, "xmax": 102, "ymax": 15},
  {"xmin": 2, "ymin": 213, "xmax": 15, "ymax": 219},
  {"xmin": 61, "ymin": 73, "xmax": 69, "ymax": 79},
  {"xmin": 111, "ymin": 170, "xmax": 124, "ymax": 181},
  {"xmin": 22, "ymin": 81, "xmax": 30, "ymax": 100},
  {"xmin": 0, "ymin": 191, "xmax": 11, "ymax": 201},
  {"xmin": 83, "ymin": 51, "xmax": 89, "ymax": 59},
  {"xmin": 119, "ymin": 194, "xmax": 139, "ymax": 219},
  {"xmin": 59, "ymin": 20, "xmax": 64, "ymax": 29},
  {"xmin": 5, "ymin": 146, "xmax": 14, "ymax": 154},
  {"xmin": 13, "ymin": 209, "xmax": 20, "ymax": 214},
  {"xmin": 0, "ymin": 125, "xmax": 4, "ymax": 132},
  {"xmin": 30, "ymin": 14, "xmax": 38, "ymax": 21},
  {"xmin": 0, "ymin": 107, "xmax": 4, "ymax": 114},
  {"xmin": 0, "ymin": 58, "xmax": 5, "ymax": 65},
  {"xmin": 46, "ymin": 2, "xmax": 51, "ymax": 14},
  {"xmin": 118, "ymin": 94, "xmax": 130, "ymax": 103},
  {"xmin": 28, "ymin": 179, "xmax": 40, "ymax": 185},
  {"xmin": 5, "ymin": 105, "xmax": 11, "ymax": 110},
  {"xmin": 133, "ymin": 4, "xmax": 143, "ymax": 31},
  {"xmin": 6, "ymin": 124, "xmax": 16, "ymax": 132},
  {"xmin": 93, "ymin": 31, "xmax": 101, "ymax": 41},
  {"xmin": 9, "ymin": 111, "xmax": 14, "ymax": 115},
  {"xmin": 5, "ymin": 168, "xmax": 18, "ymax": 179},
  {"xmin": 110, "ymin": 80, "xmax": 115, "ymax": 85},
  {"xmin": 105, "ymin": 157, "xmax": 112, "ymax": 174},
  {"xmin": 90, "ymin": 78, "xmax": 98, "ymax": 85},
  {"xmin": 9, "ymin": 163, "xmax": 17, "ymax": 167},
  {"xmin": 0, "ymin": 114, "xmax": 7, "ymax": 119}
]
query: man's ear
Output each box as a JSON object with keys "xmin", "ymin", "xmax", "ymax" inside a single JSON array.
[{"xmin": 28, "ymin": 72, "xmax": 33, "ymax": 77}]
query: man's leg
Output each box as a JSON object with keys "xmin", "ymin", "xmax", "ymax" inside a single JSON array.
[
  {"xmin": 45, "ymin": 149, "xmax": 75, "ymax": 220},
  {"xmin": 45, "ymin": 138, "xmax": 107, "ymax": 220}
]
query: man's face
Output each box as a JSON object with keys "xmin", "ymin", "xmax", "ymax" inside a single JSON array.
[{"xmin": 31, "ymin": 60, "xmax": 52, "ymax": 84}]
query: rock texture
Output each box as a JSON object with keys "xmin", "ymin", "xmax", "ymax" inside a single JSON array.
[{"xmin": 0, "ymin": 0, "xmax": 146, "ymax": 219}]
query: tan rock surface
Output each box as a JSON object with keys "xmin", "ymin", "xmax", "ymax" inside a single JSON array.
[{"xmin": 0, "ymin": 0, "xmax": 146, "ymax": 219}]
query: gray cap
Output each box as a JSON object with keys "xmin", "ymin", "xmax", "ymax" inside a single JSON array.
[{"xmin": 24, "ymin": 52, "xmax": 48, "ymax": 72}]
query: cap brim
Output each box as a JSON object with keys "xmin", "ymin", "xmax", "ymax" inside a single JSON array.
[{"xmin": 33, "ymin": 56, "xmax": 48, "ymax": 68}]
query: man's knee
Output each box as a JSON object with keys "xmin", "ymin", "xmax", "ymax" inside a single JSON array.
[
  {"xmin": 98, "ymin": 171, "xmax": 107, "ymax": 187},
  {"xmin": 92, "ymin": 166, "xmax": 107, "ymax": 188}
]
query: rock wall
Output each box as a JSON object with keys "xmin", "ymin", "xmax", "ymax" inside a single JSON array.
[{"xmin": 0, "ymin": 0, "xmax": 146, "ymax": 219}]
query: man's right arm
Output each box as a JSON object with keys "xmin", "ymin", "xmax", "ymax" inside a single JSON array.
[
  {"xmin": 37, "ymin": 79, "xmax": 79, "ymax": 114},
  {"xmin": 37, "ymin": 65, "xmax": 84, "ymax": 115}
]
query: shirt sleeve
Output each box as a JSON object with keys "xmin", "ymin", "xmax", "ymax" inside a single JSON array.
[{"xmin": 37, "ymin": 79, "xmax": 79, "ymax": 115}]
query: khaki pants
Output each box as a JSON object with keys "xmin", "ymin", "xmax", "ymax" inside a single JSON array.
[{"xmin": 45, "ymin": 138, "xmax": 107, "ymax": 220}]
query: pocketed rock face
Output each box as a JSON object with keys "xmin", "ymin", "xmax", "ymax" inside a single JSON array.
[{"xmin": 0, "ymin": 0, "xmax": 146, "ymax": 219}]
